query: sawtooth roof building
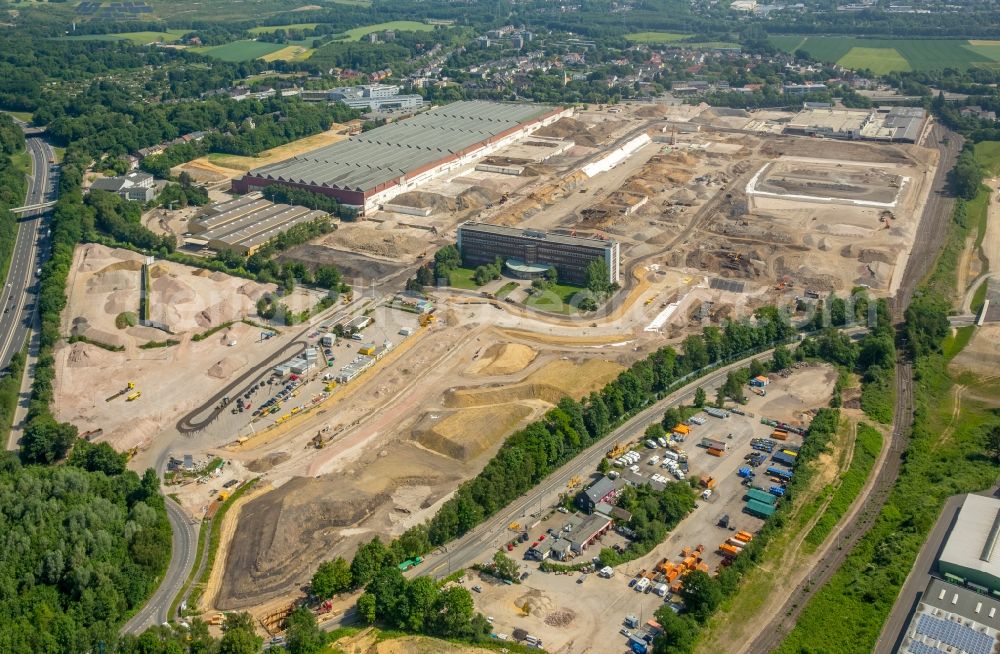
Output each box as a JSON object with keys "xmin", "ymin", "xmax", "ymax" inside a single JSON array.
[{"xmin": 233, "ymin": 101, "xmax": 569, "ymax": 216}]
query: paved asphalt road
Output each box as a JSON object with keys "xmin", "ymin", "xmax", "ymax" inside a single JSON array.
[
  {"xmin": 873, "ymin": 493, "xmax": 966, "ymax": 654},
  {"xmin": 415, "ymin": 351, "xmax": 775, "ymax": 581},
  {"xmin": 0, "ymin": 137, "xmax": 53, "ymax": 372},
  {"xmin": 122, "ymin": 494, "xmax": 198, "ymax": 634}
]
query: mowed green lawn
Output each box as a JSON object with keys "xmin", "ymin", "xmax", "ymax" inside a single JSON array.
[
  {"xmin": 248, "ymin": 23, "xmax": 319, "ymax": 35},
  {"xmin": 190, "ymin": 40, "xmax": 287, "ymax": 62},
  {"xmin": 624, "ymin": 32, "xmax": 690, "ymax": 44},
  {"xmin": 839, "ymin": 47, "xmax": 911, "ymax": 74},
  {"xmin": 336, "ymin": 21, "xmax": 434, "ymax": 41},
  {"xmin": 65, "ymin": 29, "xmax": 189, "ymax": 45},
  {"xmin": 770, "ymin": 36, "xmax": 1000, "ymax": 72}
]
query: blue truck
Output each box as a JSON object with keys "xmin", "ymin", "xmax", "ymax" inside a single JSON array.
[
  {"xmin": 769, "ymin": 485, "xmax": 786, "ymax": 497},
  {"xmin": 766, "ymin": 465, "xmax": 793, "ymax": 481},
  {"xmin": 629, "ymin": 635, "xmax": 649, "ymax": 654}
]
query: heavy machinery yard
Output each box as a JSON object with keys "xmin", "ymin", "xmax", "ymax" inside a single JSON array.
[{"xmin": 45, "ymin": 100, "xmax": 943, "ymax": 633}]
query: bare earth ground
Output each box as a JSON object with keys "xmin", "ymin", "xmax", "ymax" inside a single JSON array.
[
  {"xmin": 52, "ymin": 244, "xmax": 285, "ymax": 449},
  {"xmin": 212, "ymin": 322, "xmax": 628, "ymax": 611},
  {"xmin": 173, "ymin": 125, "xmax": 349, "ymax": 182},
  {"xmin": 333, "ymin": 629, "xmax": 496, "ymax": 654}
]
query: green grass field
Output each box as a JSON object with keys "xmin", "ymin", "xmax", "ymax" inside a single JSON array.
[
  {"xmin": 447, "ymin": 267, "xmax": 478, "ymax": 290},
  {"xmin": 190, "ymin": 40, "xmax": 288, "ymax": 62},
  {"xmin": 523, "ymin": 283, "xmax": 588, "ymax": 315},
  {"xmin": 336, "ymin": 20, "xmax": 434, "ymax": 41},
  {"xmin": 2, "ymin": 110, "xmax": 32, "ymax": 124},
  {"xmin": 66, "ymin": 29, "xmax": 189, "ymax": 45},
  {"xmin": 974, "ymin": 141, "xmax": 1000, "ymax": 174},
  {"xmin": 248, "ymin": 23, "xmax": 319, "ymax": 35},
  {"xmin": 839, "ymin": 47, "xmax": 911, "ymax": 74},
  {"xmin": 10, "ymin": 150, "xmax": 30, "ymax": 179},
  {"xmin": 624, "ymin": 32, "xmax": 690, "ymax": 44},
  {"xmin": 770, "ymin": 36, "xmax": 998, "ymax": 72}
]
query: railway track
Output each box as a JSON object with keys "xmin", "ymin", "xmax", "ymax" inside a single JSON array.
[{"xmin": 743, "ymin": 124, "xmax": 958, "ymax": 653}]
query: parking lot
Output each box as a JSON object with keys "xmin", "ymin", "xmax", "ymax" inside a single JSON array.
[
  {"xmin": 468, "ymin": 366, "xmax": 833, "ymax": 653},
  {"xmin": 225, "ymin": 305, "xmax": 423, "ymax": 436}
]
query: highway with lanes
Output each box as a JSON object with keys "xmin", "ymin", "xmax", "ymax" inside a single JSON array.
[{"xmin": 0, "ymin": 136, "xmax": 54, "ymax": 373}]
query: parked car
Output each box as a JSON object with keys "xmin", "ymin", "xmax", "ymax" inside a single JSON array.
[{"xmin": 472, "ymin": 585, "xmax": 482, "ymax": 593}]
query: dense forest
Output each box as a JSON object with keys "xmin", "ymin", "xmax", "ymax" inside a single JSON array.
[
  {"xmin": 0, "ymin": 449, "xmax": 171, "ymax": 652},
  {"xmin": 0, "ymin": 113, "xmax": 26, "ymax": 283}
]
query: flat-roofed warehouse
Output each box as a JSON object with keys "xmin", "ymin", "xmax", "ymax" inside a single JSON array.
[
  {"xmin": 187, "ymin": 195, "xmax": 329, "ymax": 255},
  {"xmin": 457, "ymin": 221, "xmax": 620, "ymax": 286},
  {"xmin": 232, "ymin": 101, "xmax": 570, "ymax": 216},
  {"xmin": 939, "ymin": 494, "xmax": 1000, "ymax": 594}
]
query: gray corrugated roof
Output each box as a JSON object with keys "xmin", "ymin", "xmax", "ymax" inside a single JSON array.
[
  {"xmin": 459, "ymin": 221, "xmax": 618, "ymax": 252},
  {"xmin": 245, "ymin": 101, "xmax": 555, "ymax": 192}
]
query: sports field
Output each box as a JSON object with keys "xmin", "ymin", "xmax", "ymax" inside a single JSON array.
[
  {"xmin": 770, "ymin": 36, "xmax": 1000, "ymax": 72},
  {"xmin": 190, "ymin": 40, "xmax": 288, "ymax": 62},
  {"xmin": 336, "ymin": 20, "xmax": 434, "ymax": 41},
  {"xmin": 624, "ymin": 32, "xmax": 690, "ymax": 44},
  {"xmin": 65, "ymin": 29, "xmax": 189, "ymax": 45}
]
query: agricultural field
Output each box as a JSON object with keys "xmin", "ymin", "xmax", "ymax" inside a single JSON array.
[
  {"xmin": 189, "ymin": 40, "xmax": 287, "ymax": 62},
  {"xmin": 335, "ymin": 20, "xmax": 434, "ymax": 41},
  {"xmin": 248, "ymin": 23, "xmax": 319, "ymax": 35},
  {"xmin": 65, "ymin": 29, "xmax": 189, "ymax": 45},
  {"xmin": 838, "ymin": 47, "xmax": 911, "ymax": 74},
  {"xmin": 260, "ymin": 45, "xmax": 314, "ymax": 62},
  {"xmin": 770, "ymin": 36, "xmax": 1000, "ymax": 71},
  {"xmin": 624, "ymin": 31, "xmax": 691, "ymax": 44}
]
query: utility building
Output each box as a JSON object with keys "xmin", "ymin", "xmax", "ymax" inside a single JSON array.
[
  {"xmin": 457, "ymin": 222, "xmax": 620, "ymax": 286},
  {"xmin": 938, "ymin": 494, "xmax": 1000, "ymax": 594}
]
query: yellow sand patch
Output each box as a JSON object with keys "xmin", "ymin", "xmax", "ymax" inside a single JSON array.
[
  {"xmin": 467, "ymin": 342, "xmax": 537, "ymax": 375},
  {"xmin": 969, "ymin": 40, "xmax": 1000, "ymax": 46},
  {"xmin": 174, "ymin": 126, "xmax": 348, "ymax": 180},
  {"xmin": 261, "ymin": 45, "xmax": 314, "ymax": 62},
  {"xmin": 445, "ymin": 358, "xmax": 624, "ymax": 408}
]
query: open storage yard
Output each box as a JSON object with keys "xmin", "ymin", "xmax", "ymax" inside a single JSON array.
[{"xmin": 465, "ymin": 366, "xmax": 836, "ymax": 654}]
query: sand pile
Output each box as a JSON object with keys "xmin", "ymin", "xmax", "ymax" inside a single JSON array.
[
  {"xmin": 207, "ymin": 355, "xmax": 247, "ymax": 380},
  {"xmin": 246, "ymin": 451, "xmax": 291, "ymax": 472},
  {"xmin": 332, "ymin": 629, "xmax": 496, "ymax": 654},
  {"xmin": 467, "ymin": 343, "xmax": 537, "ymax": 375},
  {"xmin": 326, "ymin": 226, "xmax": 428, "ymax": 259},
  {"xmin": 413, "ymin": 404, "xmax": 533, "ymax": 462},
  {"xmin": 516, "ymin": 590, "xmax": 554, "ymax": 616},
  {"xmin": 445, "ymin": 359, "xmax": 624, "ymax": 408},
  {"xmin": 389, "ymin": 191, "xmax": 453, "ymax": 212},
  {"xmin": 456, "ymin": 186, "xmax": 501, "ymax": 210},
  {"xmin": 535, "ymin": 118, "xmax": 599, "ymax": 147},
  {"xmin": 86, "ymin": 268, "xmax": 140, "ymax": 294}
]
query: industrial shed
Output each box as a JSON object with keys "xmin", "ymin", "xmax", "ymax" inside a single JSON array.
[{"xmin": 233, "ymin": 101, "xmax": 569, "ymax": 216}]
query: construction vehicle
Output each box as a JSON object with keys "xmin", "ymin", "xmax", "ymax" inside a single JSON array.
[
  {"xmin": 209, "ymin": 613, "xmax": 225, "ymax": 626},
  {"xmin": 567, "ymin": 475, "xmax": 582, "ymax": 490},
  {"xmin": 509, "ymin": 522, "xmax": 520, "ymax": 531},
  {"xmin": 606, "ymin": 442, "xmax": 631, "ymax": 459},
  {"xmin": 105, "ymin": 381, "xmax": 136, "ymax": 402},
  {"xmin": 418, "ymin": 313, "xmax": 437, "ymax": 327},
  {"xmin": 126, "ymin": 390, "xmax": 141, "ymax": 401}
]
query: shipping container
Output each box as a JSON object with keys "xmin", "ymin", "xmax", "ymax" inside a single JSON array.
[
  {"xmin": 707, "ymin": 447, "xmax": 724, "ymax": 457},
  {"xmin": 735, "ymin": 530, "xmax": 754, "ymax": 543},
  {"xmin": 766, "ymin": 466, "xmax": 793, "ymax": 480},
  {"xmin": 719, "ymin": 543, "xmax": 741, "ymax": 557},
  {"xmin": 771, "ymin": 429, "xmax": 789, "ymax": 441},
  {"xmin": 701, "ymin": 437, "xmax": 727, "ymax": 451},
  {"xmin": 746, "ymin": 499, "xmax": 776, "ymax": 518},
  {"xmin": 704, "ymin": 407, "xmax": 730, "ymax": 419},
  {"xmin": 745, "ymin": 488, "xmax": 777, "ymax": 505}
]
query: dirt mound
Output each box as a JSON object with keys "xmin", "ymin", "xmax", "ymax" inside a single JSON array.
[
  {"xmin": 218, "ymin": 476, "xmax": 387, "ymax": 609},
  {"xmin": 333, "ymin": 629, "xmax": 496, "ymax": 654},
  {"xmin": 390, "ymin": 191, "xmax": 453, "ymax": 212},
  {"xmin": 456, "ymin": 186, "xmax": 501, "ymax": 210},
  {"xmin": 246, "ymin": 451, "xmax": 291, "ymax": 472},
  {"xmin": 467, "ymin": 343, "xmax": 537, "ymax": 375},
  {"xmin": 544, "ymin": 609, "xmax": 577, "ymax": 627},
  {"xmin": 324, "ymin": 226, "xmax": 428, "ymax": 259},
  {"xmin": 535, "ymin": 117, "xmax": 599, "ymax": 147},
  {"xmin": 515, "ymin": 589, "xmax": 554, "ymax": 616},
  {"xmin": 86, "ymin": 269, "xmax": 139, "ymax": 295},
  {"xmin": 635, "ymin": 104, "xmax": 670, "ymax": 118},
  {"xmin": 413, "ymin": 404, "xmax": 533, "ymax": 462},
  {"xmin": 445, "ymin": 359, "xmax": 624, "ymax": 408},
  {"xmin": 207, "ymin": 355, "xmax": 247, "ymax": 380}
]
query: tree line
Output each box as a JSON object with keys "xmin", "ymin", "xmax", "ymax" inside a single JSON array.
[{"xmin": 0, "ymin": 112, "xmax": 27, "ymax": 289}]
